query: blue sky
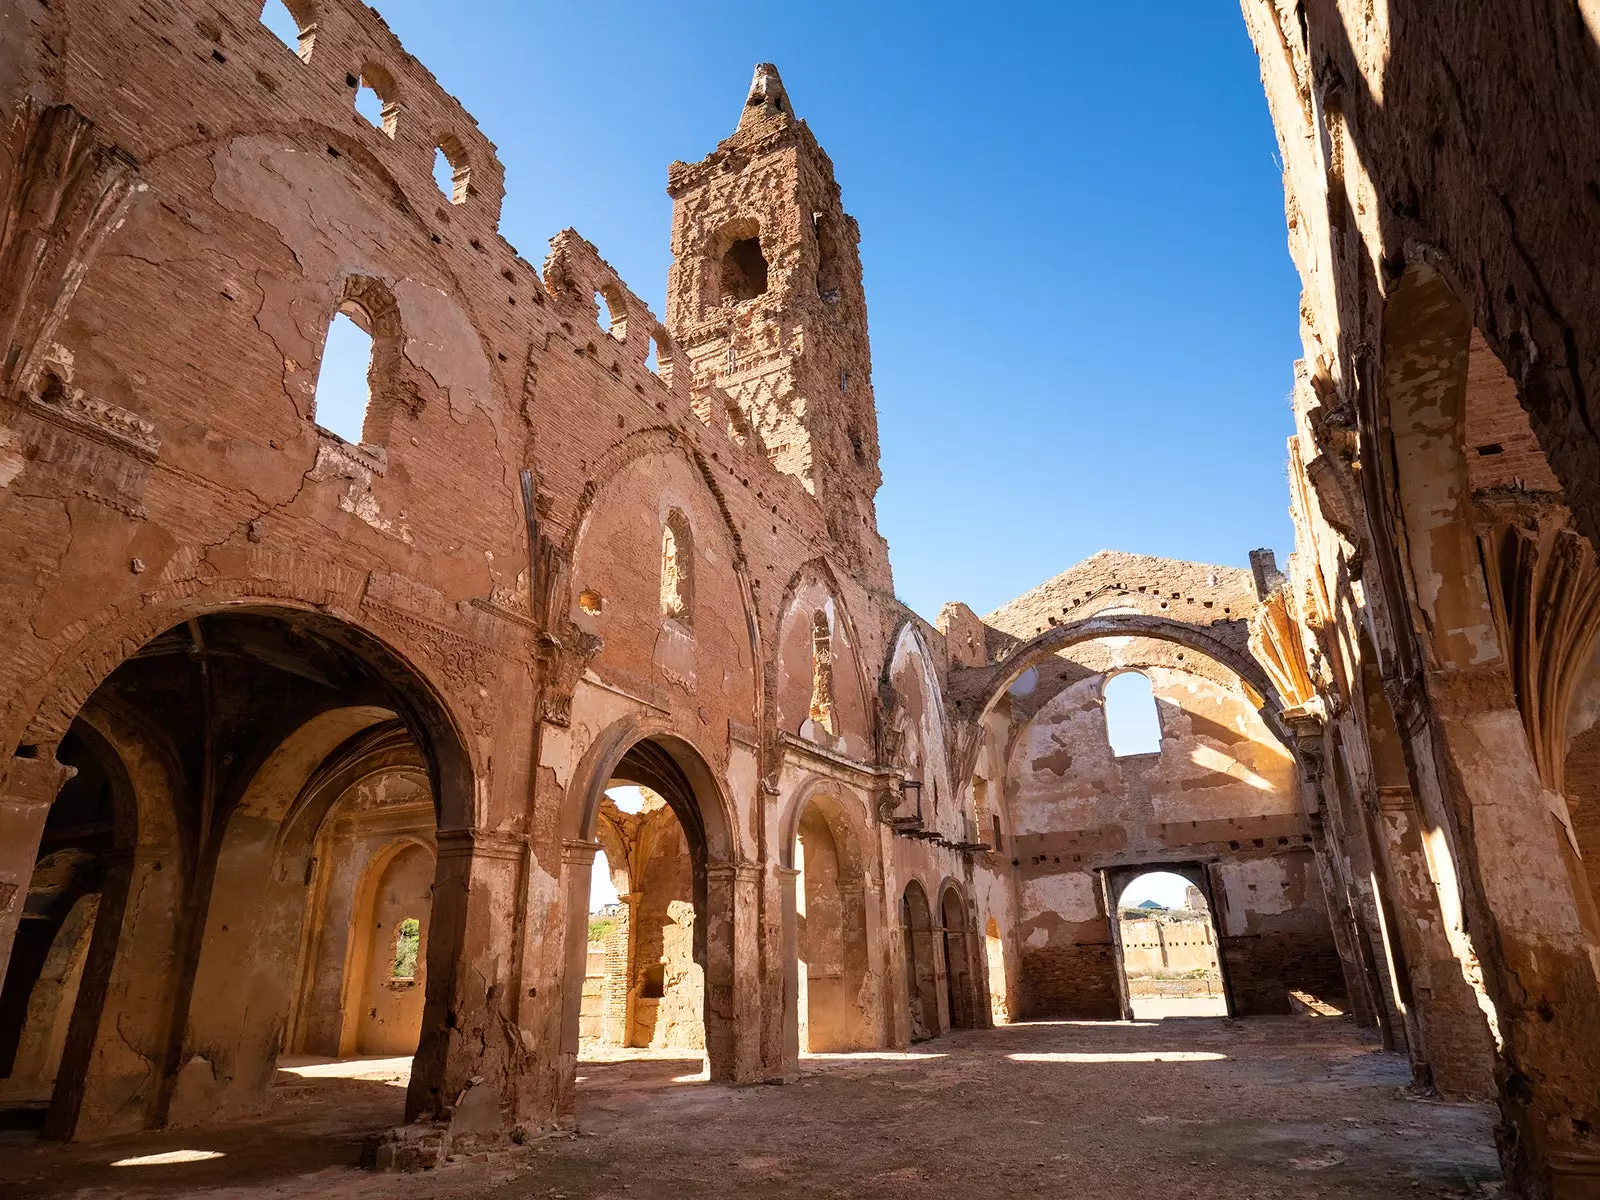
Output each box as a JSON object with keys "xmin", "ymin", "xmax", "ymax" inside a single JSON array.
[{"xmin": 281, "ymin": 0, "xmax": 1299, "ymax": 622}]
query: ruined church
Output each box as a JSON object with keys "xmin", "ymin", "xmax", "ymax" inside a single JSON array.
[{"xmin": 1, "ymin": 1, "xmax": 1599, "ymax": 1198}]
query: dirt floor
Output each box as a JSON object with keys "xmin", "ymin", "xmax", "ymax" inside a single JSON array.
[
  {"xmin": 1128, "ymin": 993, "xmax": 1229, "ymax": 1019},
  {"xmin": 0, "ymin": 1016, "xmax": 1502, "ymax": 1199}
]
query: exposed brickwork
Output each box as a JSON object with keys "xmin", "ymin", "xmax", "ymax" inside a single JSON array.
[
  {"xmin": 1018, "ymin": 943, "xmax": 1121, "ymax": 1020},
  {"xmin": 1221, "ymin": 933, "xmax": 1347, "ymax": 1016}
]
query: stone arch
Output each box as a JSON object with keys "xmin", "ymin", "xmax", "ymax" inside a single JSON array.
[
  {"xmin": 0, "ymin": 891, "xmax": 98, "ymax": 1102},
  {"xmin": 3, "ymin": 603, "xmax": 479, "ymax": 1137},
  {"xmin": 1100, "ymin": 667, "xmax": 1164, "ymax": 757},
  {"xmin": 563, "ymin": 428, "xmax": 745, "ymax": 568},
  {"xmin": 317, "ymin": 273, "xmax": 414, "ymax": 444},
  {"xmin": 774, "ymin": 560, "xmax": 872, "ymax": 759},
  {"xmin": 338, "ymin": 835, "xmax": 436, "ymax": 1056},
  {"xmin": 10, "ymin": 593, "xmax": 480, "ymax": 833},
  {"xmin": 965, "ymin": 612, "xmax": 1294, "ymax": 760},
  {"xmin": 562, "ymin": 430, "xmax": 761, "ymax": 726},
  {"xmin": 937, "ymin": 880, "xmax": 979, "ymax": 1030},
  {"xmin": 1105, "ymin": 864, "xmax": 1230, "ymax": 1020},
  {"xmin": 900, "ymin": 879, "xmax": 939, "ymax": 1042},
  {"xmin": 776, "ymin": 779, "xmax": 879, "ymax": 1061},
  {"xmin": 559, "ymin": 720, "xmax": 743, "ymax": 1093},
  {"xmin": 660, "ymin": 508, "xmax": 695, "ymax": 627},
  {"xmin": 884, "ymin": 622, "xmax": 953, "ymax": 824}
]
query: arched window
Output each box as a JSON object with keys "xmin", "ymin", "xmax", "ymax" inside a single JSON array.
[
  {"xmin": 260, "ymin": 0, "xmax": 315, "ymax": 60},
  {"xmin": 809, "ymin": 611, "xmax": 836, "ymax": 735},
  {"xmin": 389, "ymin": 916, "xmax": 421, "ymax": 981},
  {"xmin": 312, "ymin": 277, "xmax": 406, "ymax": 446},
  {"xmin": 1103, "ymin": 670, "xmax": 1162, "ymax": 756},
  {"xmin": 312, "ymin": 305, "xmax": 373, "ymax": 444},
  {"xmin": 353, "ymin": 65, "xmax": 399, "ymax": 137},
  {"xmin": 660, "ymin": 511, "xmax": 693, "ymax": 625},
  {"xmin": 593, "ymin": 284, "xmax": 626, "ymax": 340},
  {"xmin": 434, "ymin": 135, "xmax": 472, "ymax": 205}
]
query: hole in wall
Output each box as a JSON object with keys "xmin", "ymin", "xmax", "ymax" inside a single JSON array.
[
  {"xmin": 354, "ymin": 83, "xmax": 385, "ymax": 128},
  {"xmin": 389, "ymin": 917, "xmax": 421, "ymax": 982},
  {"xmin": 259, "ymin": 0, "xmax": 310, "ymax": 58},
  {"xmin": 433, "ymin": 137, "xmax": 471, "ymax": 204},
  {"xmin": 1104, "ymin": 671, "xmax": 1162, "ymax": 757},
  {"xmin": 312, "ymin": 308, "xmax": 373, "ymax": 444},
  {"xmin": 721, "ymin": 237, "xmax": 768, "ymax": 302},
  {"xmin": 432, "ymin": 147, "xmax": 456, "ymax": 199}
]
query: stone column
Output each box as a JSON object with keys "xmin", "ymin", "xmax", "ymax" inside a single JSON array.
[
  {"xmin": 607, "ymin": 890, "xmax": 640, "ymax": 1047},
  {"xmin": 702, "ymin": 861, "xmax": 738, "ymax": 1081},
  {"xmin": 405, "ymin": 827, "xmax": 527, "ymax": 1146},
  {"xmin": 0, "ymin": 753, "xmax": 74, "ymax": 993},
  {"xmin": 1411, "ymin": 682, "xmax": 1600, "ymax": 1194},
  {"xmin": 776, "ymin": 865, "xmax": 800, "ymax": 1077},
  {"xmin": 1366, "ymin": 783, "xmax": 1495, "ymax": 1098},
  {"xmin": 731, "ymin": 862, "xmax": 765, "ymax": 1081},
  {"xmin": 554, "ymin": 838, "xmax": 597, "ymax": 1122},
  {"xmin": 1291, "ymin": 734, "xmax": 1389, "ymax": 1035}
]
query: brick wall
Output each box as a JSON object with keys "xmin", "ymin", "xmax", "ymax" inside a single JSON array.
[
  {"xmin": 1221, "ymin": 931, "xmax": 1347, "ymax": 1016},
  {"xmin": 1018, "ymin": 942, "xmax": 1121, "ymax": 1020}
]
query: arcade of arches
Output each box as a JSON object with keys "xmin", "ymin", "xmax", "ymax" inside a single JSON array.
[{"xmin": 2, "ymin": 2, "xmax": 1600, "ymax": 1198}]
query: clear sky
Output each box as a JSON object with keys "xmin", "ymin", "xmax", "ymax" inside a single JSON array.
[
  {"xmin": 279, "ymin": 0, "xmax": 1300, "ymax": 622},
  {"xmin": 1120, "ymin": 872, "xmax": 1196, "ymax": 910}
]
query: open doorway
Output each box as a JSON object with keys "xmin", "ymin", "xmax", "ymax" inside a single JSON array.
[
  {"xmin": 579, "ymin": 783, "xmax": 705, "ymax": 1064},
  {"xmin": 1113, "ymin": 870, "xmax": 1227, "ymax": 1019},
  {"xmin": 0, "ymin": 609, "xmax": 471, "ymax": 1149},
  {"xmin": 569, "ymin": 736, "xmax": 738, "ymax": 1114}
]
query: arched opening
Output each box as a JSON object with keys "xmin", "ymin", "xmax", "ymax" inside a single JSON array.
[
  {"xmin": 1113, "ymin": 871, "xmax": 1227, "ymax": 1019},
  {"xmin": 940, "ymin": 885, "xmax": 978, "ymax": 1029},
  {"xmin": 0, "ymin": 726, "xmax": 115, "ymax": 1127},
  {"xmin": 570, "ymin": 736, "xmax": 737, "ymax": 1104},
  {"xmin": 260, "ymin": 0, "xmax": 314, "ymax": 60},
  {"xmin": 717, "ymin": 222, "xmax": 768, "ymax": 304},
  {"xmin": 433, "ymin": 136, "xmax": 472, "ymax": 205},
  {"xmin": 901, "ymin": 881, "xmax": 939, "ymax": 1041},
  {"xmin": 353, "ymin": 65, "xmax": 398, "ymax": 137},
  {"xmin": 792, "ymin": 798, "xmax": 871, "ymax": 1053},
  {"xmin": 0, "ymin": 609, "xmax": 472, "ymax": 1144},
  {"xmin": 807, "ymin": 612, "xmax": 836, "ymax": 738},
  {"xmin": 660, "ymin": 512, "xmax": 694, "ymax": 627},
  {"xmin": 1103, "ymin": 670, "xmax": 1162, "ymax": 757},
  {"xmin": 313, "ymin": 306, "xmax": 374, "ymax": 445},
  {"xmin": 286, "ymin": 830, "xmax": 436, "ymax": 1064}
]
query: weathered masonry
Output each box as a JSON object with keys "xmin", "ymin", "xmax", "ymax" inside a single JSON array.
[
  {"xmin": 3, "ymin": 2, "xmax": 1600, "ymax": 1198},
  {"xmin": 1240, "ymin": 2, "xmax": 1600, "ymax": 1196}
]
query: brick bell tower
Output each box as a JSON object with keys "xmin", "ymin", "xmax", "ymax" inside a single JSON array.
[{"xmin": 666, "ymin": 64, "xmax": 891, "ymax": 588}]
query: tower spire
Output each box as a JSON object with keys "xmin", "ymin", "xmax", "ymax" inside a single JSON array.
[{"xmin": 737, "ymin": 63, "xmax": 793, "ymax": 132}]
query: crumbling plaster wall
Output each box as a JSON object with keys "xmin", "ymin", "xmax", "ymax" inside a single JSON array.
[
  {"xmin": 1248, "ymin": 3, "xmax": 1600, "ymax": 1183},
  {"xmin": 1002, "ymin": 637, "xmax": 1338, "ymax": 1019},
  {"xmin": 288, "ymin": 771, "xmax": 436, "ymax": 1059}
]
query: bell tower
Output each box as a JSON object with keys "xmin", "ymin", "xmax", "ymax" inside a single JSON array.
[{"xmin": 666, "ymin": 64, "xmax": 891, "ymax": 587}]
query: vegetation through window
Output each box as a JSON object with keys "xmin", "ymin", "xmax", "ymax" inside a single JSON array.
[{"xmin": 390, "ymin": 917, "xmax": 420, "ymax": 980}]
